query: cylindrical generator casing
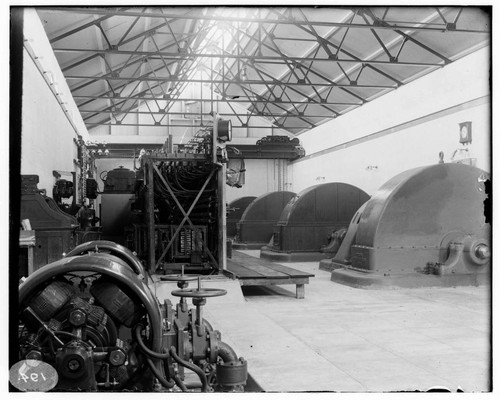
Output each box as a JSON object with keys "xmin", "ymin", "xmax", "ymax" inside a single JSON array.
[
  {"xmin": 236, "ymin": 191, "xmax": 295, "ymax": 244},
  {"xmin": 271, "ymin": 183, "xmax": 369, "ymax": 253},
  {"xmin": 227, "ymin": 197, "xmax": 257, "ymax": 238},
  {"xmin": 350, "ymin": 163, "xmax": 490, "ymax": 273},
  {"xmin": 325, "ymin": 163, "xmax": 491, "ymax": 288}
]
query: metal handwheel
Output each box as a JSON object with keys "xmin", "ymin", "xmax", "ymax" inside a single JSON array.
[
  {"xmin": 171, "ymin": 288, "xmax": 227, "ymax": 298},
  {"xmin": 160, "ymin": 274, "xmax": 200, "ymax": 283}
]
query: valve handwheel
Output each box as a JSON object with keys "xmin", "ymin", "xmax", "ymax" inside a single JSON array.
[
  {"xmin": 171, "ymin": 288, "xmax": 227, "ymax": 298},
  {"xmin": 159, "ymin": 274, "xmax": 199, "ymax": 283}
]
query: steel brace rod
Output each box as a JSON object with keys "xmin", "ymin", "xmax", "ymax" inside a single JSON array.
[{"xmin": 152, "ymin": 164, "xmax": 218, "ymax": 270}]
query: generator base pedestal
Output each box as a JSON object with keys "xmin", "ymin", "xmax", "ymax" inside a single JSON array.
[
  {"xmin": 318, "ymin": 258, "xmax": 344, "ymax": 272},
  {"xmin": 329, "ymin": 265, "xmax": 490, "ymax": 289},
  {"xmin": 232, "ymin": 242, "xmax": 267, "ymax": 250},
  {"xmin": 261, "ymin": 247, "xmax": 334, "ymax": 262}
]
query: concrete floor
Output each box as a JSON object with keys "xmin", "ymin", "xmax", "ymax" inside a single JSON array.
[{"xmin": 154, "ymin": 250, "xmax": 492, "ymax": 393}]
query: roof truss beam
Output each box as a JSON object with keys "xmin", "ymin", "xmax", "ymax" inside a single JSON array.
[{"xmin": 43, "ymin": 7, "xmax": 490, "ymax": 34}]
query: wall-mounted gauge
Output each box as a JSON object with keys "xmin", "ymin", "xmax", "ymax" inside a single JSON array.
[{"xmin": 217, "ymin": 119, "xmax": 232, "ymax": 142}]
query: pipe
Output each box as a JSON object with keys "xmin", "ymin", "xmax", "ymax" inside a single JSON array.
[
  {"xmin": 133, "ymin": 325, "xmax": 170, "ymax": 360},
  {"xmin": 173, "ymin": 374, "xmax": 188, "ymax": 392},
  {"xmin": 203, "ymin": 319, "xmax": 213, "ymax": 332},
  {"xmin": 217, "ymin": 341, "xmax": 238, "ymax": 363},
  {"xmin": 65, "ymin": 241, "xmax": 149, "ymax": 283},
  {"xmin": 169, "ymin": 346, "xmax": 209, "ymax": 392},
  {"xmin": 145, "ymin": 358, "xmax": 175, "ymax": 389},
  {"xmin": 134, "ymin": 323, "xmax": 190, "ymax": 391}
]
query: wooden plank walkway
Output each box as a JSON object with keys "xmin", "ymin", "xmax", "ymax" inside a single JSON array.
[{"xmin": 226, "ymin": 251, "xmax": 314, "ymax": 299}]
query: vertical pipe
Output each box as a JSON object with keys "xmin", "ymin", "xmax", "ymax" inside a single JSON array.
[
  {"xmin": 168, "ymin": 134, "xmax": 173, "ymax": 153},
  {"xmin": 200, "ymin": 82, "xmax": 203, "ymax": 125},
  {"xmin": 146, "ymin": 158, "xmax": 156, "ymax": 273},
  {"xmin": 277, "ymin": 159, "xmax": 282, "ymax": 191},
  {"xmin": 212, "ymin": 116, "xmax": 218, "ymax": 164},
  {"xmin": 218, "ymin": 163, "xmax": 227, "ymax": 271}
]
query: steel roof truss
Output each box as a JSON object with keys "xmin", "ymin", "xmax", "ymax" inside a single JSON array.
[
  {"xmin": 95, "ymin": 22, "xmax": 113, "ymax": 49},
  {"xmin": 62, "ymin": 53, "xmax": 100, "ymax": 73},
  {"xmin": 231, "ymin": 17, "xmax": 370, "ymax": 109},
  {"xmin": 362, "ymin": 8, "xmax": 451, "ymax": 64},
  {"xmin": 43, "ymin": 7, "xmax": 489, "ymax": 34},
  {"xmin": 116, "ymin": 31, "xmax": 151, "ymax": 76},
  {"xmin": 295, "ymin": 8, "xmax": 337, "ymax": 60},
  {"xmin": 232, "ymin": 79, "xmax": 309, "ymax": 129},
  {"xmin": 116, "ymin": 13, "xmax": 143, "ymax": 47},
  {"xmin": 223, "ymin": 101, "xmax": 245, "ymax": 126},
  {"xmin": 79, "ymin": 21, "xmax": 206, "ymax": 119},
  {"xmin": 235, "ymin": 23, "xmax": 348, "ymax": 116},
  {"xmin": 361, "ymin": 14, "xmax": 396, "ymax": 62},
  {"xmin": 453, "ymin": 8, "xmax": 464, "ymax": 25},
  {"xmin": 289, "ymin": 16, "xmax": 405, "ymax": 87},
  {"xmin": 68, "ymin": 33, "xmax": 150, "ymax": 94},
  {"xmin": 48, "ymin": 10, "xmax": 126, "ymax": 44},
  {"xmin": 53, "ymin": 46, "xmax": 446, "ymax": 67},
  {"xmin": 335, "ymin": 10, "xmax": 358, "ymax": 58}
]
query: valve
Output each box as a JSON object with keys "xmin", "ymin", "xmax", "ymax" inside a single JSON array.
[
  {"xmin": 160, "ymin": 265, "xmax": 200, "ymax": 326},
  {"xmin": 172, "ymin": 288, "xmax": 227, "ymax": 298},
  {"xmin": 172, "ymin": 278, "xmax": 226, "ymax": 338},
  {"xmin": 160, "ymin": 270, "xmax": 199, "ymax": 290}
]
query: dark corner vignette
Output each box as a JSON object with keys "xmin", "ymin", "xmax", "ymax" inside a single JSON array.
[{"xmin": 10, "ymin": 6, "xmax": 23, "ymax": 391}]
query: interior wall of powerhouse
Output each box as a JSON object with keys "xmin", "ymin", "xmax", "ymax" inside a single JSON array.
[
  {"xmin": 21, "ymin": 9, "xmax": 89, "ymax": 199},
  {"xmin": 289, "ymin": 47, "xmax": 491, "ymax": 196}
]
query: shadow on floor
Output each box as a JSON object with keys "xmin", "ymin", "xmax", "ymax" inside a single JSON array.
[
  {"xmin": 245, "ymin": 373, "xmax": 265, "ymax": 392},
  {"xmin": 241, "ymin": 285, "xmax": 296, "ymax": 298}
]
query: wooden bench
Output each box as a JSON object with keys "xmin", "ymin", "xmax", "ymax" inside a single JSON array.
[{"xmin": 226, "ymin": 251, "xmax": 314, "ymax": 299}]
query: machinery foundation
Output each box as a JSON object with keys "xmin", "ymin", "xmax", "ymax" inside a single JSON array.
[
  {"xmin": 327, "ymin": 264, "xmax": 491, "ymax": 289},
  {"xmin": 261, "ymin": 247, "xmax": 332, "ymax": 262}
]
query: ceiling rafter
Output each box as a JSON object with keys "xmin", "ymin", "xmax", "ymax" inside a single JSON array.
[
  {"xmin": 71, "ymin": 22, "xmax": 214, "ymax": 113},
  {"xmin": 65, "ymin": 73, "xmax": 398, "ymax": 89},
  {"xmin": 91, "ymin": 16, "xmax": 118, "ymax": 123},
  {"xmin": 361, "ymin": 7, "xmax": 452, "ymax": 64},
  {"xmin": 217, "ymin": 60, "xmax": 314, "ymax": 129},
  {"xmin": 221, "ymin": 66, "xmax": 317, "ymax": 129},
  {"xmin": 79, "ymin": 109, "xmax": 337, "ymax": 119},
  {"xmin": 52, "ymin": 47, "xmax": 447, "ymax": 68},
  {"xmin": 285, "ymin": 13, "xmax": 405, "ymax": 87},
  {"xmin": 230, "ymin": 13, "xmax": 372, "ymax": 103},
  {"xmin": 48, "ymin": 9, "xmax": 127, "ymax": 44},
  {"xmin": 256, "ymin": 13, "xmax": 342, "ymax": 118},
  {"xmin": 44, "ymin": 7, "xmax": 490, "ymax": 34},
  {"xmin": 38, "ymin": 6, "xmax": 490, "ymax": 133},
  {"xmin": 73, "ymin": 94, "xmax": 361, "ymax": 107},
  {"xmin": 159, "ymin": 16, "xmax": 217, "ymax": 125},
  {"xmin": 84, "ymin": 121, "xmax": 303, "ymax": 129},
  {"xmin": 229, "ymin": 12, "xmax": 367, "ymax": 120}
]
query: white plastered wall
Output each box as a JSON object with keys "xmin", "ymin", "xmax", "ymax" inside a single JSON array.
[
  {"xmin": 226, "ymin": 159, "xmax": 287, "ymax": 202},
  {"xmin": 21, "ymin": 9, "xmax": 89, "ymax": 196},
  {"xmin": 290, "ymin": 46, "xmax": 491, "ymax": 196}
]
